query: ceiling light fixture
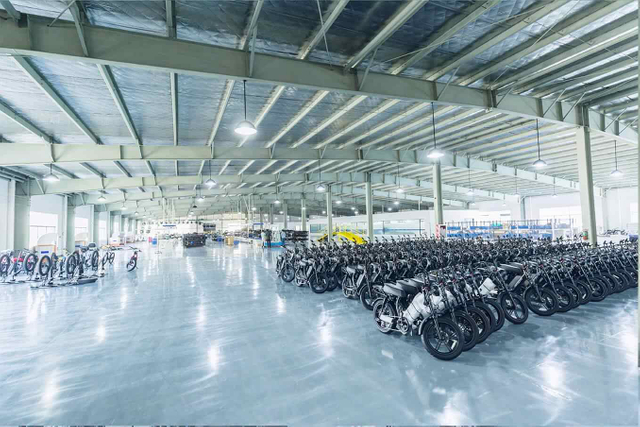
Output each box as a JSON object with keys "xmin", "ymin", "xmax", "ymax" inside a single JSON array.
[
  {"xmin": 394, "ymin": 200, "xmax": 399, "ymax": 206},
  {"xmin": 611, "ymin": 139, "xmax": 623, "ymax": 178},
  {"xmin": 316, "ymin": 158, "xmax": 326, "ymax": 192},
  {"xmin": 97, "ymin": 193, "xmax": 106, "ymax": 202},
  {"xmin": 532, "ymin": 119, "xmax": 547, "ymax": 168},
  {"xmin": 234, "ymin": 80, "xmax": 257, "ymax": 136},
  {"xmin": 466, "ymin": 168, "xmax": 474, "ymax": 196},
  {"xmin": 427, "ymin": 102, "xmax": 444, "ymax": 159},
  {"xmin": 43, "ymin": 163, "xmax": 60, "ymax": 182},
  {"xmin": 205, "ymin": 160, "xmax": 216, "ymax": 188}
]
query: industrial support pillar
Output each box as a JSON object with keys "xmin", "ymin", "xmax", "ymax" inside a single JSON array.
[
  {"xmin": 432, "ymin": 162, "xmax": 444, "ymax": 229},
  {"xmin": 14, "ymin": 194, "xmax": 30, "ymax": 250},
  {"xmin": 66, "ymin": 198, "xmax": 76, "ymax": 251},
  {"xmin": 92, "ymin": 206, "xmax": 100, "ymax": 244},
  {"xmin": 575, "ymin": 107, "xmax": 598, "ymax": 247},
  {"xmin": 269, "ymin": 205, "xmax": 274, "ymax": 227},
  {"xmin": 283, "ymin": 203, "xmax": 288, "ymax": 229},
  {"xmin": 106, "ymin": 212, "xmax": 112, "ymax": 243},
  {"xmin": 326, "ymin": 186, "xmax": 333, "ymax": 241},
  {"xmin": 365, "ymin": 175, "xmax": 374, "ymax": 242},
  {"xmin": 301, "ymin": 198, "xmax": 307, "ymax": 232}
]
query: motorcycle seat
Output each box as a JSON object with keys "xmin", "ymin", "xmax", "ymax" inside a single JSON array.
[
  {"xmin": 392, "ymin": 280, "xmax": 420, "ymax": 295},
  {"xmin": 407, "ymin": 278, "xmax": 426, "ymax": 287},
  {"xmin": 500, "ymin": 263, "xmax": 523, "ymax": 274},
  {"xmin": 346, "ymin": 266, "xmax": 357, "ymax": 275},
  {"xmin": 383, "ymin": 283, "xmax": 406, "ymax": 298},
  {"xmin": 356, "ymin": 264, "xmax": 365, "ymax": 271}
]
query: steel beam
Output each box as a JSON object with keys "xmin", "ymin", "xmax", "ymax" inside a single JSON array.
[{"xmin": 1, "ymin": 14, "xmax": 636, "ymax": 145}]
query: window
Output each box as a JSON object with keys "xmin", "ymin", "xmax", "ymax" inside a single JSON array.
[
  {"xmin": 539, "ymin": 206, "xmax": 581, "ymax": 229},
  {"xmin": 99, "ymin": 220, "xmax": 107, "ymax": 244},
  {"xmin": 29, "ymin": 212, "xmax": 58, "ymax": 249},
  {"xmin": 75, "ymin": 217, "xmax": 89, "ymax": 238}
]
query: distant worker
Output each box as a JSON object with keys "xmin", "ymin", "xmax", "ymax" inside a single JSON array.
[{"xmin": 266, "ymin": 229, "xmax": 272, "ymax": 248}]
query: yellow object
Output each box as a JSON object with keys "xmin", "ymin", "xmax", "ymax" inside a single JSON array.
[
  {"xmin": 225, "ymin": 236, "xmax": 235, "ymax": 246},
  {"xmin": 318, "ymin": 231, "xmax": 366, "ymax": 244}
]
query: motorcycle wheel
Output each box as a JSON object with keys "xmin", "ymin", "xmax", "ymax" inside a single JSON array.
[
  {"xmin": 588, "ymin": 278, "xmax": 608, "ymax": 301},
  {"xmin": 0, "ymin": 254, "xmax": 10, "ymax": 275},
  {"xmin": 108, "ymin": 252, "xmax": 115, "ymax": 264},
  {"xmin": 126, "ymin": 258, "xmax": 137, "ymax": 272},
  {"xmin": 325, "ymin": 272, "xmax": 338, "ymax": 291},
  {"xmin": 359, "ymin": 286, "xmax": 376, "ymax": 310},
  {"xmin": 421, "ymin": 317, "xmax": 464, "ymax": 361},
  {"xmin": 38, "ymin": 255, "xmax": 51, "ymax": 277},
  {"xmin": 309, "ymin": 274, "xmax": 328, "ymax": 294},
  {"xmin": 91, "ymin": 251, "xmax": 99, "ymax": 270},
  {"xmin": 373, "ymin": 299, "xmax": 396, "ymax": 334},
  {"xmin": 563, "ymin": 283, "xmax": 582, "ymax": 308},
  {"xmin": 25, "ymin": 253, "xmax": 37, "ymax": 273},
  {"xmin": 552, "ymin": 285, "xmax": 575, "ymax": 313},
  {"xmin": 500, "ymin": 293, "xmax": 528, "ymax": 324},
  {"xmin": 454, "ymin": 311, "xmax": 478, "ymax": 352},
  {"xmin": 570, "ymin": 280, "xmax": 592, "ymax": 305},
  {"xmin": 66, "ymin": 254, "xmax": 78, "ymax": 275},
  {"xmin": 474, "ymin": 301, "xmax": 498, "ymax": 333},
  {"xmin": 467, "ymin": 307, "xmax": 491, "ymax": 344},
  {"xmin": 525, "ymin": 287, "xmax": 558, "ymax": 316},
  {"xmin": 282, "ymin": 265, "xmax": 295, "ymax": 282},
  {"xmin": 484, "ymin": 298, "xmax": 505, "ymax": 331}
]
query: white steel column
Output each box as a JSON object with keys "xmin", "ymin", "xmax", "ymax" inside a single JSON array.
[
  {"xmin": 269, "ymin": 205, "xmax": 274, "ymax": 227},
  {"xmin": 14, "ymin": 194, "xmax": 30, "ymax": 250},
  {"xmin": 326, "ymin": 186, "xmax": 333, "ymax": 241},
  {"xmin": 283, "ymin": 203, "xmax": 288, "ymax": 229},
  {"xmin": 301, "ymin": 198, "xmax": 307, "ymax": 232},
  {"xmin": 365, "ymin": 175, "xmax": 374, "ymax": 241},
  {"xmin": 575, "ymin": 106, "xmax": 598, "ymax": 246},
  {"xmin": 433, "ymin": 163, "xmax": 444, "ymax": 227},
  {"xmin": 66, "ymin": 198, "xmax": 76, "ymax": 251}
]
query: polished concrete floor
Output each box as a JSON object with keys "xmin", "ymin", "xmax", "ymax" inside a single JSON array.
[{"xmin": 0, "ymin": 242, "xmax": 637, "ymax": 425}]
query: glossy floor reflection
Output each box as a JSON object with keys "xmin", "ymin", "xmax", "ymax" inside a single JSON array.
[{"xmin": 0, "ymin": 243, "xmax": 637, "ymax": 425}]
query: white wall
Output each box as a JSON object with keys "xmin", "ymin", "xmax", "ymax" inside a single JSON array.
[
  {"xmin": 606, "ymin": 187, "xmax": 638, "ymax": 231},
  {"xmin": 30, "ymin": 194, "xmax": 67, "ymax": 251},
  {"xmin": 0, "ymin": 178, "xmax": 14, "ymax": 251}
]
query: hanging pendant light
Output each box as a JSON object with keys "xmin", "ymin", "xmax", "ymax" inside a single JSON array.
[
  {"xmin": 395, "ymin": 163, "xmax": 404, "ymax": 193},
  {"xmin": 235, "ymin": 80, "xmax": 257, "ymax": 136},
  {"xmin": 43, "ymin": 163, "xmax": 60, "ymax": 182},
  {"xmin": 204, "ymin": 159, "xmax": 217, "ymax": 188},
  {"xmin": 532, "ymin": 119, "xmax": 547, "ymax": 168},
  {"xmin": 514, "ymin": 176, "xmax": 520, "ymax": 197},
  {"xmin": 316, "ymin": 159, "xmax": 326, "ymax": 192},
  {"xmin": 610, "ymin": 139, "xmax": 623, "ymax": 178},
  {"xmin": 552, "ymin": 181, "xmax": 558, "ymax": 198},
  {"xmin": 97, "ymin": 192, "xmax": 106, "ymax": 202},
  {"xmin": 427, "ymin": 103, "xmax": 444, "ymax": 159},
  {"xmin": 466, "ymin": 168, "xmax": 474, "ymax": 196}
]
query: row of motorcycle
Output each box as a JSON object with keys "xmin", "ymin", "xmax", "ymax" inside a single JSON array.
[
  {"xmin": 0, "ymin": 244, "xmax": 141, "ymax": 288},
  {"xmin": 275, "ymin": 236, "xmax": 638, "ymax": 360}
]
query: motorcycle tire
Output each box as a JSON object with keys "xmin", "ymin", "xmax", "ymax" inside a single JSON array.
[
  {"xmin": 325, "ymin": 272, "xmax": 338, "ymax": 291},
  {"xmin": 474, "ymin": 301, "xmax": 499, "ymax": 333},
  {"xmin": 359, "ymin": 286, "xmax": 376, "ymax": 310},
  {"xmin": 309, "ymin": 274, "xmax": 328, "ymax": 294},
  {"xmin": 373, "ymin": 299, "xmax": 396, "ymax": 334},
  {"xmin": 563, "ymin": 283, "xmax": 582, "ymax": 308},
  {"xmin": 618, "ymin": 271, "xmax": 635, "ymax": 290},
  {"xmin": 601, "ymin": 273, "xmax": 622, "ymax": 294},
  {"xmin": 108, "ymin": 252, "xmax": 115, "ymax": 264},
  {"xmin": 454, "ymin": 311, "xmax": 479, "ymax": 352},
  {"xmin": 467, "ymin": 307, "xmax": 491, "ymax": 344},
  {"xmin": 24, "ymin": 253, "xmax": 37, "ymax": 273},
  {"xmin": 294, "ymin": 270, "xmax": 306, "ymax": 287},
  {"xmin": 421, "ymin": 317, "xmax": 464, "ymax": 361},
  {"xmin": 524, "ymin": 287, "xmax": 558, "ymax": 316},
  {"xmin": 611, "ymin": 272, "xmax": 629, "ymax": 291},
  {"xmin": 66, "ymin": 254, "xmax": 78, "ymax": 276},
  {"xmin": 126, "ymin": 258, "xmax": 137, "ymax": 272},
  {"xmin": 500, "ymin": 293, "xmax": 528, "ymax": 324},
  {"xmin": 588, "ymin": 278, "xmax": 608, "ymax": 301},
  {"xmin": 91, "ymin": 251, "xmax": 99, "ymax": 270},
  {"xmin": 0, "ymin": 254, "xmax": 10, "ymax": 275},
  {"xmin": 282, "ymin": 265, "xmax": 295, "ymax": 282},
  {"xmin": 570, "ymin": 280, "xmax": 592, "ymax": 305},
  {"xmin": 484, "ymin": 298, "xmax": 505, "ymax": 331},
  {"xmin": 597, "ymin": 274, "xmax": 616, "ymax": 295},
  {"xmin": 552, "ymin": 285, "xmax": 575, "ymax": 313},
  {"xmin": 38, "ymin": 255, "xmax": 51, "ymax": 277}
]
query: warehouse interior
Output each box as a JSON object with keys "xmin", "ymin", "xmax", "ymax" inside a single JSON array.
[{"xmin": 0, "ymin": 0, "xmax": 638, "ymax": 425}]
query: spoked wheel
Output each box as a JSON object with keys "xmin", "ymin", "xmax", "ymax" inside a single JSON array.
[
  {"xmin": 524, "ymin": 287, "xmax": 558, "ymax": 316},
  {"xmin": 101, "ymin": 254, "xmax": 109, "ymax": 268},
  {"xmin": 126, "ymin": 258, "xmax": 137, "ymax": 272},
  {"xmin": 108, "ymin": 252, "xmax": 115, "ymax": 265},
  {"xmin": 500, "ymin": 293, "xmax": 528, "ymax": 324},
  {"xmin": 90, "ymin": 251, "xmax": 99, "ymax": 270},
  {"xmin": 24, "ymin": 253, "xmax": 37, "ymax": 273},
  {"xmin": 467, "ymin": 306, "xmax": 491, "ymax": 343},
  {"xmin": 282, "ymin": 265, "xmax": 295, "ymax": 282},
  {"xmin": 454, "ymin": 311, "xmax": 479, "ymax": 352},
  {"xmin": 66, "ymin": 254, "xmax": 78, "ymax": 276},
  {"xmin": 0, "ymin": 254, "xmax": 10, "ymax": 275},
  {"xmin": 294, "ymin": 270, "xmax": 306, "ymax": 287},
  {"xmin": 421, "ymin": 317, "xmax": 464, "ymax": 361},
  {"xmin": 38, "ymin": 255, "xmax": 51, "ymax": 277},
  {"xmin": 373, "ymin": 299, "xmax": 396, "ymax": 334}
]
